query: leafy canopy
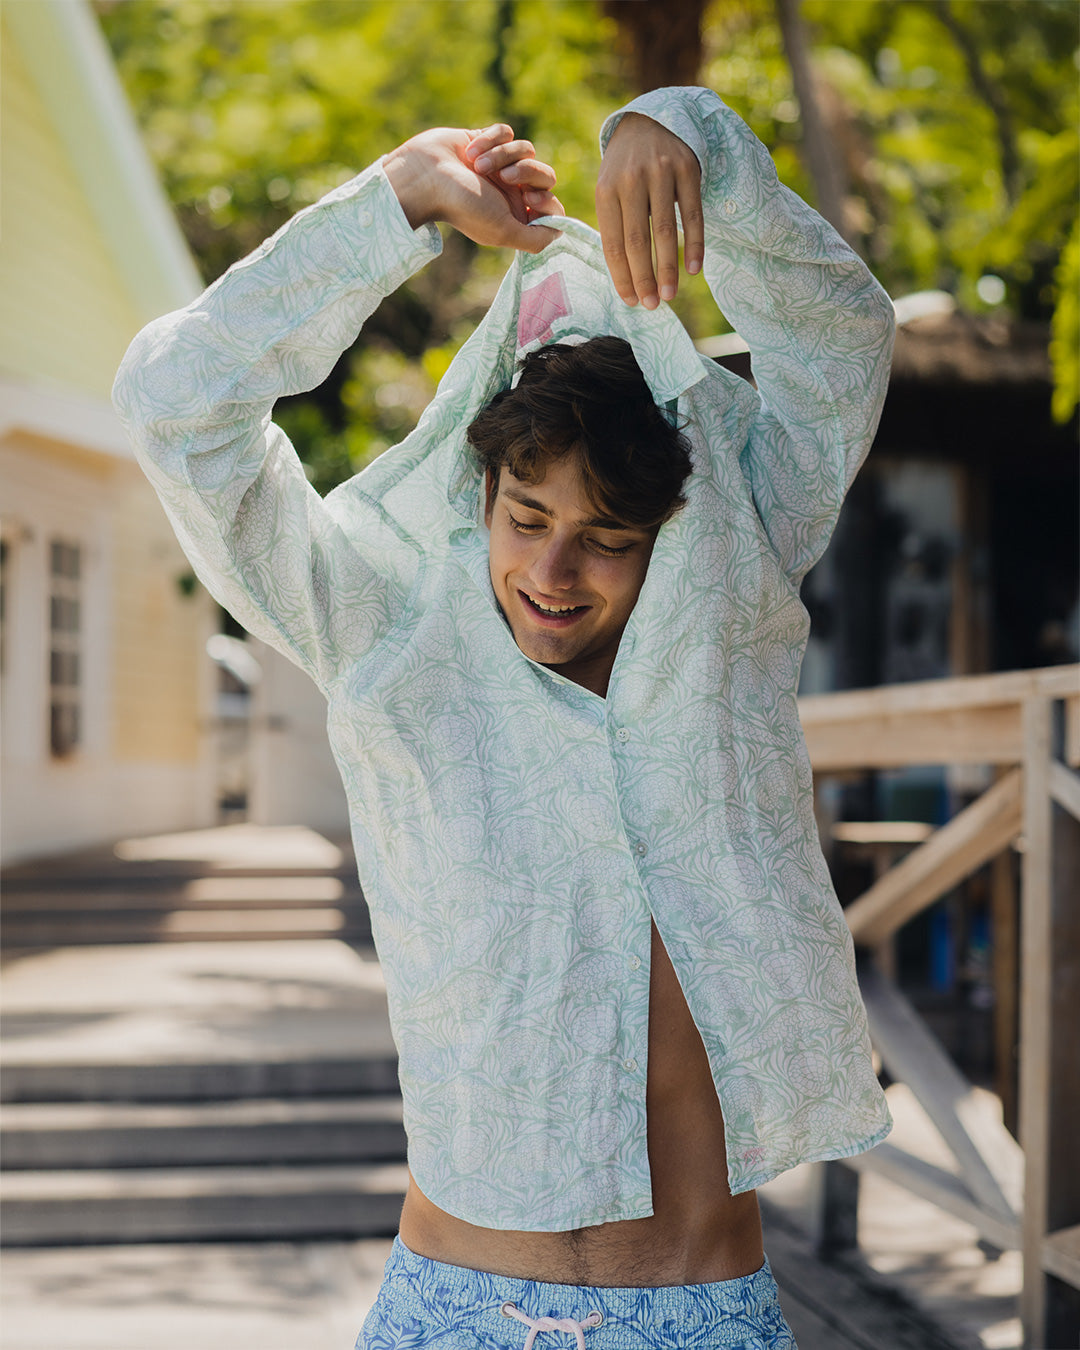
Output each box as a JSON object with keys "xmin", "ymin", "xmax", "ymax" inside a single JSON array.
[{"xmin": 100, "ymin": 0, "xmax": 1079, "ymax": 493}]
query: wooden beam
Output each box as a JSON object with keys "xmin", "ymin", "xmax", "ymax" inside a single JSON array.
[
  {"xmin": 845, "ymin": 770, "xmax": 1023, "ymax": 945},
  {"xmin": 844, "ymin": 1144, "xmax": 1020, "ymax": 1253},
  {"xmin": 1043, "ymin": 1224, "xmax": 1080, "ymax": 1289},
  {"xmin": 804, "ymin": 704, "xmax": 1023, "ymax": 768},
  {"xmin": 859, "ymin": 967, "xmax": 1022, "ymax": 1227},
  {"xmin": 1049, "ymin": 759, "xmax": 1080, "ymax": 823},
  {"xmin": 1066, "ymin": 695, "xmax": 1080, "ymax": 769},
  {"xmin": 799, "ymin": 663, "xmax": 1080, "ymax": 726},
  {"xmin": 831, "ymin": 822, "xmax": 934, "ymax": 846}
]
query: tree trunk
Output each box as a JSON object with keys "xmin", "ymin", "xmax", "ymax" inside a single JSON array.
[
  {"xmin": 774, "ymin": 0, "xmax": 853, "ymax": 246},
  {"xmin": 603, "ymin": 0, "xmax": 707, "ymax": 91}
]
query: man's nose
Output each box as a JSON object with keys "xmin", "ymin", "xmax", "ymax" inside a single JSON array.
[{"xmin": 531, "ymin": 534, "xmax": 578, "ymax": 590}]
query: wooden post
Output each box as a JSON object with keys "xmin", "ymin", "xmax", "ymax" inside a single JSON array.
[
  {"xmin": 1044, "ymin": 777, "xmax": 1080, "ymax": 1344},
  {"xmin": 1019, "ymin": 696, "xmax": 1080, "ymax": 1347},
  {"xmin": 990, "ymin": 837, "xmax": 1018, "ymax": 1138},
  {"xmin": 990, "ymin": 762, "xmax": 1020, "ymax": 1138},
  {"xmin": 805, "ymin": 1159, "xmax": 861, "ymax": 1258},
  {"xmin": 1020, "ymin": 696, "xmax": 1052, "ymax": 1348}
]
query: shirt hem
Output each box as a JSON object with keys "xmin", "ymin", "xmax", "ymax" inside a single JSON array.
[
  {"xmin": 728, "ymin": 1115, "xmax": 895, "ymax": 1197},
  {"xmin": 406, "ymin": 1160, "xmax": 656, "ymax": 1232}
]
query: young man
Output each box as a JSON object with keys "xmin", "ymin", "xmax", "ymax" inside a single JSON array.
[{"xmin": 115, "ymin": 86, "xmax": 895, "ymax": 1349}]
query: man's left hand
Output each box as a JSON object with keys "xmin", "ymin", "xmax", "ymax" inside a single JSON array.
[{"xmin": 596, "ymin": 113, "xmax": 704, "ymax": 310}]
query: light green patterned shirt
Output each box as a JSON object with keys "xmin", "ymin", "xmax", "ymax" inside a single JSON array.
[{"xmin": 114, "ymin": 86, "xmax": 894, "ymax": 1231}]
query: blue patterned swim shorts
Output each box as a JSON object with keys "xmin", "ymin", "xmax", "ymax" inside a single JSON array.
[{"xmin": 356, "ymin": 1237, "xmax": 798, "ymax": 1349}]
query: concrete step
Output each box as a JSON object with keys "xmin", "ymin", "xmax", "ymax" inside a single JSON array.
[
  {"xmin": 0, "ymin": 1096, "xmax": 406, "ymax": 1170},
  {"xmin": 1, "ymin": 941, "xmax": 397, "ymax": 1103},
  {"xmin": 1, "ymin": 826, "xmax": 355, "ymax": 886},
  {"xmin": 1, "ymin": 878, "xmax": 366, "ymax": 910},
  {"xmin": 1, "ymin": 1054, "xmax": 400, "ymax": 1105},
  {"xmin": 0, "ymin": 1162, "xmax": 409, "ymax": 1245},
  {"xmin": 0, "ymin": 907, "xmax": 373, "ymax": 947},
  {"xmin": 1, "ymin": 876, "xmax": 373, "ymax": 946}
]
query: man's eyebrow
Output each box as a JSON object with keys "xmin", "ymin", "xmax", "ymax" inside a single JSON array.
[
  {"xmin": 503, "ymin": 487, "xmax": 636, "ymax": 533},
  {"xmin": 504, "ymin": 488, "xmax": 555, "ymax": 518}
]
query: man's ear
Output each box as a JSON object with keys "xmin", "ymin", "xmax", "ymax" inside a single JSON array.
[{"xmin": 483, "ymin": 467, "xmax": 497, "ymax": 527}]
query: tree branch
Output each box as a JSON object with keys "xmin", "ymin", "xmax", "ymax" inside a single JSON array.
[
  {"xmin": 775, "ymin": 0, "xmax": 854, "ymax": 246},
  {"xmin": 933, "ymin": 0, "xmax": 1021, "ymax": 203}
]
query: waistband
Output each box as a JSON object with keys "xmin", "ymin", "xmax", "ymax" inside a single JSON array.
[{"xmin": 382, "ymin": 1235, "xmax": 781, "ymax": 1323}]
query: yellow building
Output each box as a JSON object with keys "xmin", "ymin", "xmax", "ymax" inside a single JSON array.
[{"xmin": 0, "ymin": 0, "xmax": 216, "ymax": 863}]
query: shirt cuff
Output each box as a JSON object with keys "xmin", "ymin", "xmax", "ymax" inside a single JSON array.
[{"xmin": 317, "ymin": 157, "xmax": 444, "ymax": 292}]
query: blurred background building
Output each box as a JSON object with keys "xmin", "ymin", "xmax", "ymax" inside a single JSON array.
[{"xmin": 0, "ymin": 0, "xmax": 214, "ymax": 863}]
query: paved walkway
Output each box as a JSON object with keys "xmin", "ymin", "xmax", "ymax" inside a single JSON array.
[{"xmin": 1, "ymin": 826, "xmax": 1017, "ymax": 1349}]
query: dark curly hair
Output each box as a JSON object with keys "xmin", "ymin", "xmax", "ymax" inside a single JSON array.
[{"xmin": 466, "ymin": 336, "xmax": 693, "ymax": 531}]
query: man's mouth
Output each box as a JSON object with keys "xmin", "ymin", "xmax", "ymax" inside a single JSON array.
[{"xmin": 519, "ymin": 591, "xmax": 588, "ymax": 622}]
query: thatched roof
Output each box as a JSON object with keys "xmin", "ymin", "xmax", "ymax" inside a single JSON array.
[
  {"xmin": 699, "ymin": 295, "xmax": 1053, "ymax": 389},
  {"xmin": 890, "ymin": 311, "xmax": 1051, "ymax": 386}
]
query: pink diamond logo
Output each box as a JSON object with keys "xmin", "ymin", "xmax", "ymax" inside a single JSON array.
[{"xmin": 517, "ymin": 272, "xmax": 571, "ymax": 349}]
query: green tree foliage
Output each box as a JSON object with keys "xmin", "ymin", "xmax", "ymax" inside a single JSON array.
[
  {"xmin": 701, "ymin": 0, "xmax": 1078, "ymax": 418},
  {"xmin": 99, "ymin": 0, "xmax": 632, "ymax": 491},
  {"xmin": 100, "ymin": 0, "xmax": 1078, "ymax": 493}
]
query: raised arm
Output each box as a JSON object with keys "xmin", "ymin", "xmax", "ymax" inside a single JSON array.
[
  {"xmin": 596, "ymin": 86, "xmax": 894, "ymax": 585},
  {"xmin": 113, "ymin": 128, "xmax": 561, "ymax": 689}
]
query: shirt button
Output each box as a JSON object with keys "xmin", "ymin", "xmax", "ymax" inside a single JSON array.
[
  {"xmin": 615, "ymin": 727, "xmax": 630, "ymax": 743},
  {"xmin": 359, "ymin": 209, "xmax": 374, "ymax": 227},
  {"xmin": 635, "ymin": 841, "xmax": 648, "ymax": 857},
  {"xmin": 623, "ymin": 1058, "xmax": 638, "ymax": 1073},
  {"xmin": 724, "ymin": 199, "xmax": 737, "ymax": 215},
  {"xmin": 628, "ymin": 955, "xmax": 641, "ymax": 970}
]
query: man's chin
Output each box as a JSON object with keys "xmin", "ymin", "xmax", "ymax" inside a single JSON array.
[{"xmin": 509, "ymin": 624, "xmax": 584, "ymax": 669}]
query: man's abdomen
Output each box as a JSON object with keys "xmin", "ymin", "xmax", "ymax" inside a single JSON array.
[{"xmin": 397, "ymin": 922, "xmax": 764, "ymax": 1287}]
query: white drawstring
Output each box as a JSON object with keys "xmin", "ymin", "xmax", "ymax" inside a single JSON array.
[{"xmin": 500, "ymin": 1301, "xmax": 603, "ymax": 1350}]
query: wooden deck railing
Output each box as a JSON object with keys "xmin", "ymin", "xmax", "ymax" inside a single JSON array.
[{"xmin": 798, "ymin": 664, "xmax": 1080, "ymax": 1349}]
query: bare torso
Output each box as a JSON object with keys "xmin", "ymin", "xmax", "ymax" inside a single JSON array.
[{"xmin": 398, "ymin": 920, "xmax": 763, "ymax": 1287}]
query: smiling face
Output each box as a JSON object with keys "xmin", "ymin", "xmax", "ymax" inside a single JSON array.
[{"xmin": 484, "ymin": 457, "xmax": 658, "ymax": 697}]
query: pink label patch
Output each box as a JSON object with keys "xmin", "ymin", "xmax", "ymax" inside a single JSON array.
[
  {"xmin": 741, "ymin": 1147, "xmax": 766, "ymax": 1165},
  {"xmin": 517, "ymin": 272, "xmax": 571, "ymax": 349}
]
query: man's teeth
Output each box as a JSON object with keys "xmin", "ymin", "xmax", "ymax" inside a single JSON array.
[{"xmin": 531, "ymin": 598, "xmax": 578, "ymax": 614}]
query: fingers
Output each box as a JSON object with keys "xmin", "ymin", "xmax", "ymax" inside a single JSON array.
[
  {"xmin": 464, "ymin": 124, "xmax": 558, "ymax": 236},
  {"xmin": 523, "ymin": 188, "xmax": 565, "ymax": 220},
  {"xmin": 651, "ymin": 187, "xmax": 680, "ymax": 304},
  {"xmin": 597, "ymin": 170, "xmax": 692, "ymax": 310},
  {"xmin": 491, "ymin": 157, "xmax": 558, "ymax": 193},
  {"xmin": 470, "ymin": 148, "xmax": 556, "ymax": 199},
  {"xmin": 465, "ymin": 123, "xmax": 517, "ymax": 158},
  {"xmin": 677, "ymin": 163, "xmax": 705, "ymax": 279},
  {"xmin": 468, "ymin": 139, "xmax": 535, "ymax": 174},
  {"xmin": 466, "ymin": 127, "xmax": 556, "ymax": 186},
  {"xmin": 596, "ymin": 113, "xmax": 704, "ymax": 307},
  {"xmin": 598, "ymin": 177, "xmax": 660, "ymax": 310},
  {"xmin": 465, "ymin": 126, "xmax": 535, "ymax": 176}
]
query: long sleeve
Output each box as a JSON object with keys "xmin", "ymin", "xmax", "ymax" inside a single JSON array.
[
  {"xmin": 112, "ymin": 160, "xmax": 443, "ymax": 689},
  {"xmin": 600, "ymin": 87, "xmax": 895, "ymax": 585}
]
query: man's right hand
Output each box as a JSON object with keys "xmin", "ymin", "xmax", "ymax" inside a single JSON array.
[{"xmin": 384, "ymin": 124, "xmax": 563, "ymax": 254}]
